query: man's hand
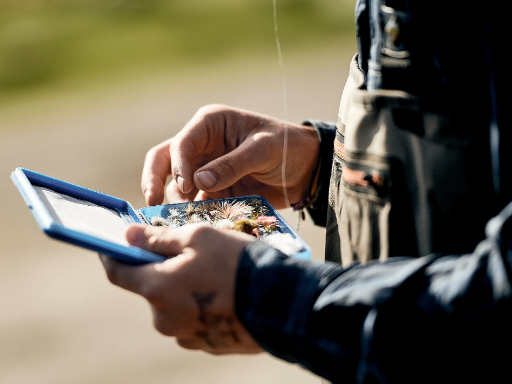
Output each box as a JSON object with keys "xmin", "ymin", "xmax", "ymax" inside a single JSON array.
[
  {"xmin": 142, "ymin": 104, "xmax": 320, "ymax": 209},
  {"xmin": 99, "ymin": 224, "xmax": 263, "ymax": 355}
]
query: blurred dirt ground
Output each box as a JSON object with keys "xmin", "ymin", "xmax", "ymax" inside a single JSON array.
[{"xmin": 0, "ymin": 46, "xmax": 352, "ymax": 384}]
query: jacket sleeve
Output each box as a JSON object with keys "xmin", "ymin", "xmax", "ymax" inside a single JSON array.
[
  {"xmin": 301, "ymin": 120, "xmax": 336, "ymax": 227},
  {"xmin": 235, "ymin": 203, "xmax": 512, "ymax": 384}
]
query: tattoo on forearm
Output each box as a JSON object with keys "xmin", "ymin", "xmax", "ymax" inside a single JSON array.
[{"xmin": 192, "ymin": 292, "xmax": 241, "ymax": 348}]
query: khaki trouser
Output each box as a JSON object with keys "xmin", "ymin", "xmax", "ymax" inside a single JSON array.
[{"xmin": 326, "ymin": 54, "xmax": 496, "ymax": 267}]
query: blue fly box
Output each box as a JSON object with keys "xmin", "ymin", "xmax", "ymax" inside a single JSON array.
[{"xmin": 11, "ymin": 168, "xmax": 311, "ymax": 265}]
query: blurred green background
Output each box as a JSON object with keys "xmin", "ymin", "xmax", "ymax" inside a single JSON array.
[
  {"xmin": 1, "ymin": 1, "xmax": 357, "ymax": 384},
  {"xmin": 0, "ymin": 0, "xmax": 354, "ymax": 96}
]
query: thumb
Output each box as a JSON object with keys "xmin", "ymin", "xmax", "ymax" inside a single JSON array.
[
  {"xmin": 193, "ymin": 141, "xmax": 264, "ymax": 192},
  {"xmin": 126, "ymin": 224, "xmax": 184, "ymax": 256}
]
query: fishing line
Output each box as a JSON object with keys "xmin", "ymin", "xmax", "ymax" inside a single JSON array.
[{"xmin": 273, "ymin": 0, "xmax": 291, "ymax": 210}]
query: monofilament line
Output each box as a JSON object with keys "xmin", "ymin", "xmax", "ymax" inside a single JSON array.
[{"xmin": 273, "ymin": 0, "xmax": 291, "ymax": 209}]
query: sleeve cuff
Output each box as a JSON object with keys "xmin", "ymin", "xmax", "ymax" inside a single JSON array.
[
  {"xmin": 301, "ymin": 120, "xmax": 336, "ymax": 227},
  {"xmin": 235, "ymin": 240, "xmax": 351, "ymax": 378}
]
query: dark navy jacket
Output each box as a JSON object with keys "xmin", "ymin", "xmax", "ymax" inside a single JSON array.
[{"xmin": 235, "ymin": 1, "xmax": 511, "ymax": 382}]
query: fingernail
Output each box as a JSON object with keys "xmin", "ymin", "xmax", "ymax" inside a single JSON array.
[
  {"xmin": 196, "ymin": 171, "xmax": 217, "ymax": 189},
  {"xmin": 177, "ymin": 176, "xmax": 185, "ymax": 193}
]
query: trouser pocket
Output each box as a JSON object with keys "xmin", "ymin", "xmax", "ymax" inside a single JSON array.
[
  {"xmin": 329, "ymin": 139, "xmax": 395, "ymax": 266},
  {"xmin": 327, "ymin": 86, "xmax": 496, "ymax": 266}
]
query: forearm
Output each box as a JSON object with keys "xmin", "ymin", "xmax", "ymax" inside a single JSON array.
[
  {"xmin": 235, "ymin": 203, "xmax": 512, "ymax": 383},
  {"xmin": 236, "ymin": 241, "xmax": 363, "ymax": 381}
]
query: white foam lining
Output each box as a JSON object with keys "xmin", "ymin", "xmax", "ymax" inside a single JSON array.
[{"xmin": 34, "ymin": 186, "xmax": 128, "ymax": 245}]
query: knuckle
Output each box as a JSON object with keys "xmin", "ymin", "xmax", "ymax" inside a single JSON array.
[
  {"xmin": 174, "ymin": 136, "xmax": 196, "ymax": 164},
  {"xmin": 169, "ymin": 138, "xmax": 180, "ymax": 155},
  {"xmin": 254, "ymin": 132, "xmax": 274, "ymax": 149},
  {"xmin": 103, "ymin": 266, "xmax": 118, "ymax": 284},
  {"xmin": 196, "ymin": 103, "xmax": 226, "ymax": 117},
  {"xmin": 152, "ymin": 314, "xmax": 175, "ymax": 337},
  {"xmin": 143, "ymin": 282, "xmax": 175, "ymax": 312},
  {"xmin": 140, "ymin": 284, "xmax": 161, "ymax": 305},
  {"xmin": 145, "ymin": 232, "xmax": 161, "ymax": 249},
  {"xmin": 177, "ymin": 338, "xmax": 200, "ymax": 350},
  {"xmin": 100, "ymin": 257, "xmax": 120, "ymax": 285},
  {"xmin": 174, "ymin": 224, "xmax": 215, "ymax": 251},
  {"xmin": 144, "ymin": 144, "xmax": 161, "ymax": 161},
  {"xmin": 188, "ymin": 224, "xmax": 213, "ymax": 241}
]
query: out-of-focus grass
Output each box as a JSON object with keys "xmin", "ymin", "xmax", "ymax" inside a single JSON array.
[{"xmin": 0, "ymin": 0, "xmax": 355, "ymax": 96}]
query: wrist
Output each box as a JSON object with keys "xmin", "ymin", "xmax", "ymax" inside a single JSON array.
[
  {"xmin": 291, "ymin": 158, "xmax": 321, "ymax": 213},
  {"xmin": 294, "ymin": 120, "xmax": 337, "ymax": 226}
]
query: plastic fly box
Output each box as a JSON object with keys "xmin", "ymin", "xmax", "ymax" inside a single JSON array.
[{"xmin": 11, "ymin": 168, "xmax": 311, "ymax": 265}]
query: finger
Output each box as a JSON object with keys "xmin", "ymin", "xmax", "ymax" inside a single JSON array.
[
  {"xmin": 170, "ymin": 107, "xmax": 221, "ymax": 195},
  {"xmin": 176, "ymin": 337, "xmax": 203, "ymax": 350},
  {"xmin": 98, "ymin": 253, "xmax": 154, "ymax": 295},
  {"xmin": 125, "ymin": 224, "xmax": 188, "ymax": 256},
  {"xmin": 170, "ymin": 136, "xmax": 198, "ymax": 195},
  {"xmin": 193, "ymin": 135, "xmax": 275, "ymax": 192},
  {"xmin": 151, "ymin": 306, "xmax": 184, "ymax": 337},
  {"xmin": 165, "ymin": 178, "xmax": 198, "ymax": 204},
  {"xmin": 171, "ymin": 105, "xmax": 234, "ymax": 195},
  {"xmin": 141, "ymin": 139, "xmax": 173, "ymax": 206},
  {"xmin": 194, "ymin": 189, "xmax": 231, "ymax": 201}
]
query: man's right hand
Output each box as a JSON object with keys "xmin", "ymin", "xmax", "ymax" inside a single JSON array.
[{"xmin": 141, "ymin": 104, "xmax": 320, "ymax": 209}]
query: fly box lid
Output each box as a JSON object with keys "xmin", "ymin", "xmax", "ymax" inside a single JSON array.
[{"xmin": 11, "ymin": 168, "xmax": 311, "ymax": 265}]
